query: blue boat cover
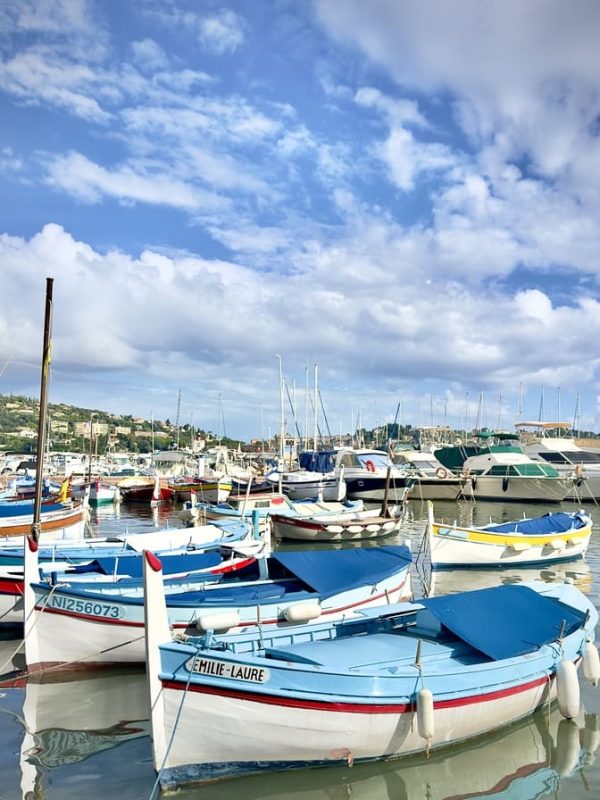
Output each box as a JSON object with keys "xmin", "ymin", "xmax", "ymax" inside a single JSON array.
[
  {"xmin": 422, "ymin": 585, "xmax": 587, "ymax": 660},
  {"xmin": 484, "ymin": 512, "xmax": 585, "ymax": 535},
  {"xmin": 272, "ymin": 546, "xmax": 412, "ymax": 598},
  {"xmin": 74, "ymin": 550, "xmax": 223, "ymax": 578},
  {"xmin": 0, "ymin": 501, "xmax": 66, "ymax": 518},
  {"xmin": 298, "ymin": 451, "xmax": 335, "ymax": 473}
]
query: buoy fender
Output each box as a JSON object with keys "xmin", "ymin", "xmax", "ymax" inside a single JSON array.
[
  {"xmin": 557, "ymin": 659, "xmax": 580, "ymax": 719},
  {"xmin": 417, "ymin": 688, "xmax": 434, "ymax": 741},
  {"xmin": 282, "ymin": 602, "xmax": 322, "ymax": 623},
  {"xmin": 196, "ymin": 611, "xmax": 241, "ymax": 631}
]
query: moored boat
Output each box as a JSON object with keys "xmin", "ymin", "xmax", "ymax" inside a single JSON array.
[
  {"xmin": 144, "ymin": 557, "xmax": 599, "ymax": 789},
  {"xmin": 427, "ymin": 503, "xmax": 593, "ymax": 568},
  {"xmin": 23, "ymin": 543, "xmax": 412, "ymax": 669}
]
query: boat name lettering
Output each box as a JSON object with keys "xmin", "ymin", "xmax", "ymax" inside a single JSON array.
[
  {"xmin": 47, "ymin": 594, "xmax": 122, "ymax": 619},
  {"xmin": 189, "ymin": 657, "xmax": 269, "ymax": 683}
]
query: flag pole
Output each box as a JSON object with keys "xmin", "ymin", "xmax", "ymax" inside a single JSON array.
[{"xmin": 31, "ymin": 277, "xmax": 54, "ymax": 543}]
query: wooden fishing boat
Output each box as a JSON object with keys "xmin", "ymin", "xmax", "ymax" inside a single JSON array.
[
  {"xmin": 270, "ymin": 505, "xmax": 407, "ymax": 542},
  {"xmin": 23, "ymin": 543, "xmax": 412, "ymax": 669},
  {"xmin": 180, "ymin": 492, "xmax": 364, "ymax": 530},
  {"xmin": 427, "ymin": 503, "xmax": 593, "ymax": 568},
  {"xmin": 167, "ymin": 476, "xmax": 233, "ymax": 504},
  {"xmin": 144, "ymin": 557, "xmax": 599, "ymax": 790},
  {"xmin": 0, "ymin": 536, "xmax": 261, "ymax": 628},
  {"xmin": 0, "ymin": 500, "xmax": 87, "ymax": 540}
]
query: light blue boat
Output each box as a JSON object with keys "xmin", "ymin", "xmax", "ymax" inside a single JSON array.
[
  {"xmin": 144, "ymin": 568, "xmax": 599, "ymax": 789},
  {"xmin": 23, "ymin": 545, "xmax": 413, "ymax": 668}
]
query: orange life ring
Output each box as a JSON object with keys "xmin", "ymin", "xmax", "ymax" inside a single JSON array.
[
  {"xmin": 435, "ymin": 467, "xmax": 448, "ymax": 479},
  {"xmin": 365, "ymin": 460, "xmax": 376, "ymax": 473}
]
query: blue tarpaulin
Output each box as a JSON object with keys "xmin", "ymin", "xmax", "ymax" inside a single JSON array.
[
  {"xmin": 272, "ymin": 546, "xmax": 412, "ymax": 598},
  {"xmin": 76, "ymin": 550, "xmax": 223, "ymax": 578},
  {"xmin": 298, "ymin": 451, "xmax": 335, "ymax": 473},
  {"xmin": 484, "ymin": 512, "xmax": 586, "ymax": 535},
  {"xmin": 422, "ymin": 584, "xmax": 587, "ymax": 660}
]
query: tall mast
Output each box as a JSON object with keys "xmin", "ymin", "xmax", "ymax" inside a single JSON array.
[
  {"xmin": 175, "ymin": 388, "xmax": 182, "ymax": 448},
  {"xmin": 312, "ymin": 361, "xmax": 318, "ymax": 452},
  {"xmin": 32, "ymin": 277, "xmax": 54, "ymax": 542},
  {"xmin": 304, "ymin": 364, "xmax": 309, "ymax": 451},
  {"xmin": 276, "ymin": 354, "xmax": 285, "ymax": 465}
]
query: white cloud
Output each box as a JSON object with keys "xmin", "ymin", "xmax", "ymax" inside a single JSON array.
[
  {"xmin": 2, "ymin": 223, "xmax": 600, "ymax": 433},
  {"xmin": 197, "ymin": 9, "xmax": 246, "ymax": 54},
  {"xmin": 316, "ymin": 0, "xmax": 600, "ymax": 194},
  {"xmin": 130, "ymin": 38, "xmax": 169, "ymax": 71},
  {"xmin": 45, "ymin": 151, "xmax": 229, "ymax": 212}
]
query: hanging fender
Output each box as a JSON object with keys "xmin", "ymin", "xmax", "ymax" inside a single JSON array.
[
  {"xmin": 556, "ymin": 659, "xmax": 580, "ymax": 719},
  {"xmin": 417, "ymin": 688, "xmax": 434, "ymax": 742}
]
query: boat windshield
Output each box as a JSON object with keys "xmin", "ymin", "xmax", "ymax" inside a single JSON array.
[{"xmin": 540, "ymin": 451, "xmax": 600, "ymax": 465}]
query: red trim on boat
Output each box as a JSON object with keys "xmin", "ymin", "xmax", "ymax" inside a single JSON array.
[{"xmin": 161, "ymin": 673, "xmax": 552, "ymax": 713}]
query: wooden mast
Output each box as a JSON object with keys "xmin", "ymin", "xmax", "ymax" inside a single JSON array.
[{"xmin": 31, "ymin": 277, "xmax": 54, "ymax": 543}]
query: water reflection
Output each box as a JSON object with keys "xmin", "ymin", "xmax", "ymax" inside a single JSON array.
[
  {"xmin": 0, "ymin": 666, "xmax": 150, "ymax": 799},
  {"xmin": 176, "ymin": 708, "xmax": 598, "ymax": 800},
  {"xmin": 429, "ymin": 560, "xmax": 593, "ymax": 596}
]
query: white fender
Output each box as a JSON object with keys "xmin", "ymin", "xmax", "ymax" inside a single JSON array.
[
  {"xmin": 347, "ymin": 524, "xmax": 364, "ymax": 535},
  {"xmin": 196, "ymin": 611, "xmax": 241, "ymax": 632},
  {"xmin": 282, "ymin": 602, "xmax": 321, "ymax": 623},
  {"xmin": 416, "ymin": 688, "xmax": 434, "ymax": 742},
  {"xmin": 553, "ymin": 719, "xmax": 581, "ymax": 776},
  {"xmin": 583, "ymin": 641, "xmax": 600, "ymax": 686},
  {"xmin": 325, "ymin": 525, "xmax": 344, "ymax": 534},
  {"xmin": 556, "ymin": 659, "xmax": 580, "ymax": 719}
]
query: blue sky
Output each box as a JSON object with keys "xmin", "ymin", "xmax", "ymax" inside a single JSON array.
[{"xmin": 1, "ymin": 0, "xmax": 600, "ymax": 440}]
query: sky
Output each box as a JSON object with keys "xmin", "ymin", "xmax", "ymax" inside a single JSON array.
[{"xmin": 1, "ymin": 0, "xmax": 600, "ymax": 441}]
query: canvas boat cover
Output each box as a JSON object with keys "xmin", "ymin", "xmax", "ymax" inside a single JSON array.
[
  {"xmin": 422, "ymin": 584, "xmax": 587, "ymax": 660},
  {"xmin": 271, "ymin": 545, "xmax": 411, "ymax": 598},
  {"xmin": 484, "ymin": 512, "xmax": 587, "ymax": 535},
  {"xmin": 299, "ymin": 451, "xmax": 336, "ymax": 473},
  {"xmin": 74, "ymin": 550, "xmax": 223, "ymax": 578}
]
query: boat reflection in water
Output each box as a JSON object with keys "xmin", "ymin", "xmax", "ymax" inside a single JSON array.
[
  {"xmin": 179, "ymin": 706, "xmax": 599, "ymax": 800},
  {"xmin": 428, "ymin": 559, "xmax": 593, "ymax": 597},
  {"xmin": 0, "ymin": 664, "xmax": 152, "ymax": 799}
]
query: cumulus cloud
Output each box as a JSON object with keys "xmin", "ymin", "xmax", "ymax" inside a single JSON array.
[
  {"xmin": 3, "ymin": 223, "xmax": 599, "ymax": 432},
  {"xmin": 197, "ymin": 9, "xmax": 246, "ymax": 54}
]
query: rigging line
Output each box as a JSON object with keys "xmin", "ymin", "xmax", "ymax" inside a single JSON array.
[
  {"xmin": 318, "ymin": 389, "xmax": 332, "ymax": 439},
  {"xmin": 307, "ymin": 392, "xmax": 324, "ymax": 443},
  {"xmin": 148, "ymin": 640, "xmax": 201, "ymax": 800},
  {"xmin": 284, "ymin": 380, "xmax": 303, "ymax": 441}
]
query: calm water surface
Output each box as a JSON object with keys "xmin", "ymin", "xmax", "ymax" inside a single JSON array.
[{"xmin": 0, "ymin": 497, "xmax": 598, "ymax": 800}]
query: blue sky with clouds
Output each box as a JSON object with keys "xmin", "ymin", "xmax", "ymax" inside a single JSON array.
[{"xmin": 1, "ymin": 0, "xmax": 600, "ymax": 440}]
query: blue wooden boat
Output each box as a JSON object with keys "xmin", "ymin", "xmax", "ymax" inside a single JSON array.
[
  {"xmin": 144, "ymin": 553, "xmax": 599, "ymax": 790},
  {"xmin": 23, "ymin": 544, "xmax": 413, "ymax": 669}
]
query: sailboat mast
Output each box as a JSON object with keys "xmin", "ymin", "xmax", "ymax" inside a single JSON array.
[
  {"xmin": 313, "ymin": 361, "xmax": 318, "ymax": 452},
  {"xmin": 276, "ymin": 355, "xmax": 285, "ymax": 465},
  {"xmin": 32, "ymin": 277, "xmax": 54, "ymax": 542}
]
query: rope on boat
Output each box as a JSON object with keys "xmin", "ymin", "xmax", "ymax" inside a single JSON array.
[
  {"xmin": 147, "ymin": 641, "xmax": 200, "ymax": 800},
  {"xmin": 0, "ymin": 581, "xmax": 63, "ymax": 675},
  {"xmin": 412, "ymin": 521, "xmax": 431, "ymax": 598}
]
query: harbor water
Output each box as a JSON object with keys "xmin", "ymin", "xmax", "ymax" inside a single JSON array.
[{"xmin": 0, "ymin": 497, "xmax": 599, "ymax": 800}]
